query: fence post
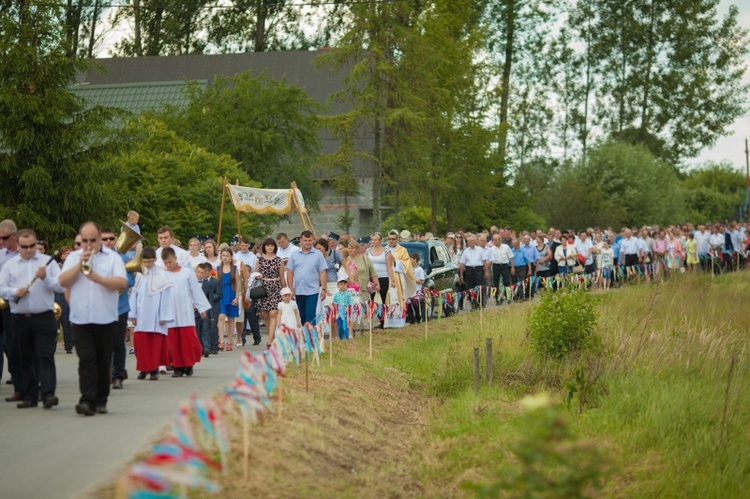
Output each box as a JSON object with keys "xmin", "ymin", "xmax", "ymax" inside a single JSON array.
[
  {"xmin": 486, "ymin": 338, "xmax": 492, "ymax": 384},
  {"xmin": 473, "ymin": 347, "xmax": 480, "ymax": 395}
]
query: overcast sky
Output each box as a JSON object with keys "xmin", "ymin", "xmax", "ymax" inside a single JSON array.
[{"xmin": 692, "ymin": 1, "xmax": 750, "ymax": 170}]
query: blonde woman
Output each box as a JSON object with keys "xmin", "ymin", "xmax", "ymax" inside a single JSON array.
[{"xmin": 366, "ymin": 232, "xmax": 396, "ymax": 328}]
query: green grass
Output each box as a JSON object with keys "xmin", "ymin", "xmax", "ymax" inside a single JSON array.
[{"xmin": 371, "ymin": 273, "xmax": 750, "ymax": 497}]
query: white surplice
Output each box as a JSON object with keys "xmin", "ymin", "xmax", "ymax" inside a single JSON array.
[
  {"xmin": 129, "ymin": 267, "xmax": 174, "ymax": 335},
  {"xmin": 164, "ymin": 266, "xmax": 210, "ymax": 327}
]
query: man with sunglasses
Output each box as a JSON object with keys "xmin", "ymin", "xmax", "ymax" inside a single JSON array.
[
  {"xmin": 59, "ymin": 222, "xmax": 127, "ymax": 416},
  {"xmin": 0, "ymin": 219, "xmax": 23, "ymax": 402},
  {"xmin": 101, "ymin": 228, "xmax": 136, "ymax": 390},
  {"xmin": 0, "ymin": 229, "xmax": 64, "ymax": 408}
]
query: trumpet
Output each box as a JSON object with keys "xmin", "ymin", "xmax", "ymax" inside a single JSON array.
[{"xmin": 81, "ymin": 249, "xmax": 96, "ymax": 275}]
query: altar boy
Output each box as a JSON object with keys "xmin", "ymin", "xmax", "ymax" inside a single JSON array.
[{"xmin": 129, "ymin": 247, "xmax": 173, "ymax": 380}]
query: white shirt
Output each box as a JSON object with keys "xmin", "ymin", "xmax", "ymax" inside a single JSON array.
[
  {"xmin": 129, "ymin": 268, "xmax": 174, "ymax": 335},
  {"xmin": 0, "ymin": 252, "xmax": 64, "ymax": 314},
  {"xmin": 0, "ymin": 247, "xmax": 19, "ymax": 270},
  {"xmin": 164, "ymin": 266, "xmax": 210, "ymax": 327},
  {"xmin": 276, "ymin": 244, "xmax": 301, "ymax": 260},
  {"xmin": 188, "ymin": 253, "xmax": 207, "ymax": 269},
  {"xmin": 695, "ymin": 231, "xmax": 711, "ymax": 254},
  {"xmin": 600, "ymin": 248, "xmax": 614, "ymax": 268},
  {"xmin": 413, "ymin": 266, "xmax": 426, "ymax": 293},
  {"xmin": 459, "ymin": 246, "xmax": 487, "ymax": 267},
  {"xmin": 488, "ymin": 244, "xmax": 514, "ymax": 264},
  {"xmin": 619, "ymin": 237, "xmax": 641, "ymax": 256},
  {"xmin": 575, "ymin": 239, "xmax": 594, "ymax": 265},
  {"xmin": 709, "ymin": 233, "xmax": 724, "ymax": 251},
  {"xmin": 155, "ymin": 245, "xmax": 191, "ymax": 269},
  {"xmin": 234, "ymin": 250, "xmax": 258, "ymax": 270},
  {"xmin": 62, "ymin": 247, "xmax": 127, "ymax": 325}
]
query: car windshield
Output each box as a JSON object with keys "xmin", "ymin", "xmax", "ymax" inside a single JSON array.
[{"xmin": 399, "ymin": 242, "xmax": 428, "ymax": 270}]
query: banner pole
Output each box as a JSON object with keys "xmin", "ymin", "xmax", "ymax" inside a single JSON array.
[
  {"xmin": 217, "ymin": 177, "xmax": 227, "ymax": 243},
  {"xmin": 236, "ymin": 178, "xmax": 241, "ymax": 240}
]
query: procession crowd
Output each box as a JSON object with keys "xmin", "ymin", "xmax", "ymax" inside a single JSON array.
[{"xmin": 0, "ymin": 210, "xmax": 746, "ymax": 417}]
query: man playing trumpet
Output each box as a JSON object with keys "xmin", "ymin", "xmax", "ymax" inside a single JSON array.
[
  {"xmin": 0, "ymin": 229, "xmax": 64, "ymax": 409},
  {"xmin": 59, "ymin": 222, "xmax": 127, "ymax": 416}
]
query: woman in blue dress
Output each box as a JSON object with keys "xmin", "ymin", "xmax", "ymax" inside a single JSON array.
[{"xmin": 218, "ymin": 248, "xmax": 240, "ymax": 351}]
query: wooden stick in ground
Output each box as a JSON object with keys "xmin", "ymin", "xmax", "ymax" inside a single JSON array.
[
  {"xmin": 369, "ymin": 313, "xmax": 373, "ymax": 359},
  {"xmin": 243, "ymin": 415, "xmax": 249, "ymax": 481},
  {"xmin": 305, "ymin": 350, "xmax": 309, "ymax": 393},
  {"xmin": 278, "ymin": 377, "xmax": 283, "ymax": 419},
  {"xmin": 486, "ymin": 338, "xmax": 492, "ymax": 384},
  {"xmin": 424, "ymin": 294, "xmax": 428, "ymax": 340},
  {"xmin": 473, "ymin": 347, "xmax": 480, "ymax": 395},
  {"xmin": 479, "ymin": 285, "xmax": 483, "ymax": 333},
  {"xmin": 329, "ymin": 319, "xmax": 333, "ymax": 366}
]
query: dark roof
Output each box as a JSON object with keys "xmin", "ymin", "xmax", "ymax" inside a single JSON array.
[
  {"xmin": 75, "ymin": 51, "xmax": 372, "ymax": 178},
  {"xmin": 69, "ymin": 80, "xmax": 206, "ymax": 115}
]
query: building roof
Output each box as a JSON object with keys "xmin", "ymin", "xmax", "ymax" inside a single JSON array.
[{"xmin": 69, "ymin": 80, "xmax": 207, "ymax": 115}]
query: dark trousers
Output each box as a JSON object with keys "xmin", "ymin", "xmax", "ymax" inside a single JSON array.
[
  {"xmin": 111, "ymin": 312, "xmax": 128, "ymax": 380},
  {"xmin": 13, "ymin": 311, "xmax": 57, "ymax": 402},
  {"xmin": 195, "ymin": 311, "xmax": 210, "ymax": 351},
  {"xmin": 60, "ymin": 312, "xmax": 73, "ymax": 351},
  {"xmin": 3, "ymin": 308, "xmax": 23, "ymax": 393},
  {"xmin": 465, "ymin": 266, "xmax": 485, "ymax": 308},
  {"xmin": 296, "ymin": 294, "xmax": 319, "ymax": 326},
  {"xmin": 371, "ymin": 277, "xmax": 389, "ymax": 327},
  {"xmin": 243, "ymin": 301, "xmax": 261, "ymax": 344},
  {"xmin": 492, "ymin": 263, "xmax": 512, "ymax": 288},
  {"xmin": 513, "ymin": 266, "xmax": 528, "ymax": 299},
  {"xmin": 73, "ymin": 322, "xmax": 115, "ymax": 407}
]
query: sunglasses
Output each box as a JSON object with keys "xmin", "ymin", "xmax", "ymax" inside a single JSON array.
[
  {"xmin": 0, "ymin": 233, "xmax": 15, "ymax": 241},
  {"xmin": 75, "ymin": 242, "xmax": 82, "ymax": 247},
  {"xmin": 19, "ymin": 243, "xmax": 36, "ymax": 249},
  {"xmin": 81, "ymin": 238, "xmax": 98, "ymax": 243},
  {"xmin": 101, "ymin": 237, "xmax": 116, "ymax": 242}
]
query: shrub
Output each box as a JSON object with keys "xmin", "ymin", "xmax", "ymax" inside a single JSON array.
[{"xmin": 529, "ymin": 290, "xmax": 598, "ymax": 359}]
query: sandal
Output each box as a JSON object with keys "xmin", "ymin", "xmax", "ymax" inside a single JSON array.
[
  {"xmin": 226, "ymin": 344, "xmax": 233, "ymax": 351},
  {"xmin": 219, "ymin": 342, "xmax": 225, "ymax": 351}
]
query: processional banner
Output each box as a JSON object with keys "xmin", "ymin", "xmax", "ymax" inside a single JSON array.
[{"xmin": 227, "ymin": 185, "xmax": 306, "ymax": 215}]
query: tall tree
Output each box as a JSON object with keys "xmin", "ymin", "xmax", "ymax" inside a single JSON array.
[
  {"xmin": 155, "ymin": 72, "xmax": 322, "ymax": 206},
  {"xmin": 0, "ymin": 1, "xmax": 125, "ymax": 244},
  {"xmin": 587, "ymin": 0, "xmax": 748, "ymax": 164}
]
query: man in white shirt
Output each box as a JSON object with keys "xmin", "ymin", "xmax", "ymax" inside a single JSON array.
[
  {"xmin": 619, "ymin": 229, "xmax": 643, "ymax": 271},
  {"xmin": 575, "ymin": 232, "xmax": 598, "ymax": 274},
  {"xmin": 154, "ymin": 225, "xmax": 191, "ymax": 269},
  {"xmin": 276, "ymin": 232, "xmax": 301, "ymax": 261},
  {"xmin": 0, "ymin": 229, "xmax": 64, "ymax": 409},
  {"xmin": 59, "ymin": 222, "xmax": 127, "ymax": 417},
  {"xmin": 709, "ymin": 225, "xmax": 725, "ymax": 274},
  {"xmin": 233, "ymin": 237, "xmax": 260, "ymax": 346},
  {"xmin": 488, "ymin": 233, "xmax": 514, "ymax": 298},
  {"xmin": 694, "ymin": 225, "xmax": 710, "ymax": 271},
  {"xmin": 0, "ymin": 218, "xmax": 22, "ymax": 401},
  {"xmin": 459, "ymin": 234, "xmax": 488, "ymax": 308}
]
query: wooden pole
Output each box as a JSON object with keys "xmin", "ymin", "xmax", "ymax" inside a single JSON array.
[
  {"xmin": 424, "ymin": 294, "xmax": 428, "ymax": 340},
  {"xmin": 369, "ymin": 312, "xmax": 373, "ymax": 359},
  {"xmin": 305, "ymin": 350, "xmax": 309, "ymax": 392},
  {"xmin": 329, "ymin": 319, "xmax": 333, "ymax": 366},
  {"xmin": 235, "ymin": 179, "xmax": 242, "ymax": 240},
  {"xmin": 479, "ymin": 285, "xmax": 483, "ymax": 333},
  {"xmin": 217, "ymin": 177, "xmax": 227, "ymax": 243},
  {"xmin": 473, "ymin": 347, "xmax": 480, "ymax": 395},
  {"xmin": 278, "ymin": 377, "xmax": 283, "ymax": 418},
  {"xmin": 243, "ymin": 416, "xmax": 249, "ymax": 481},
  {"xmin": 486, "ymin": 338, "xmax": 492, "ymax": 384}
]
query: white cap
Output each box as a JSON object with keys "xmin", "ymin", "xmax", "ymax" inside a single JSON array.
[{"xmin": 280, "ymin": 287, "xmax": 292, "ymax": 296}]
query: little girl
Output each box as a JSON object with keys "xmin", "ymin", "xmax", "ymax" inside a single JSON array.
[
  {"xmin": 277, "ymin": 287, "xmax": 302, "ymax": 334},
  {"xmin": 218, "ymin": 248, "xmax": 240, "ymax": 351},
  {"xmin": 686, "ymin": 232, "xmax": 698, "ymax": 273},
  {"xmin": 339, "ymin": 244, "xmax": 361, "ymax": 335}
]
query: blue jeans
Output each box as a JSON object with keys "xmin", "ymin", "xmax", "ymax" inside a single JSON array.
[
  {"xmin": 336, "ymin": 317, "xmax": 349, "ymax": 340},
  {"xmin": 296, "ymin": 294, "xmax": 319, "ymax": 326}
]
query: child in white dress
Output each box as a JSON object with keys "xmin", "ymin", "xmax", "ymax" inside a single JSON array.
[{"xmin": 277, "ymin": 287, "xmax": 302, "ymax": 334}]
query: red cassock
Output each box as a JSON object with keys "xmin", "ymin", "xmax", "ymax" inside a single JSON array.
[
  {"xmin": 133, "ymin": 332, "xmax": 170, "ymax": 372},
  {"xmin": 167, "ymin": 326, "xmax": 203, "ymax": 368}
]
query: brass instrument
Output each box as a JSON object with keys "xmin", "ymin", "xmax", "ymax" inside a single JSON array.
[
  {"xmin": 53, "ymin": 302, "xmax": 62, "ymax": 321},
  {"xmin": 118, "ymin": 220, "xmax": 145, "ymax": 274},
  {"xmin": 0, "ymin": 297, "xmax": 7, "ymax": 310},
  {"xmin": 81, "ymin": 249, "xmax": 96, "ymax": 275}
]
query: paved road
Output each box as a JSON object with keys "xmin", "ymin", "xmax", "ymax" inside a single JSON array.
[{"xmin": 0, "ymin": 340, "xmax": 263, "ymax": 499}]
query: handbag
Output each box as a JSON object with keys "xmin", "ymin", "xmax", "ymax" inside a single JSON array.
[{"xmin": 246, "ymin": 278, "xmax": 267, "ymax": 301}]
